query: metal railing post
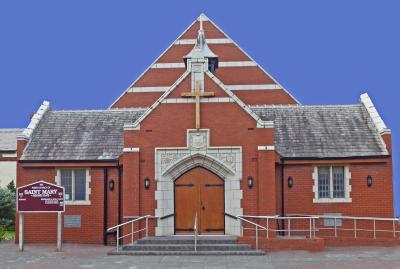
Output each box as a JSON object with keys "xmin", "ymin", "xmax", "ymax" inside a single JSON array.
[
  {"xmin": 288, "ymin": 218, "xmax": 291, "ymax": 237},
  {"xmin": 255, "ymin": 225, "xmax": 259, "ymax": 250},
  {"xmin": 309, "ymin": 217, "xmax": 312, "ymax": 238},
  {"xmin": 373, "ymin": 219, "xmax": 376, "ymax": 239},
  {"xmin": 145, "ymin": 217, "xmax": 149, "ymax": 238},
  {"xmin": 131, "ymin": 222, "xmax": 135, "ymax": 244},
  {"xmin": 354, "ymin": 219, "xmax": 357, "ymax": 238},
  {"xmin": 194, "ymin": 212, "xmax": 198, "ymax": 252},
  {"xmin": 393, "ymin": 220, "xmax": 396, "ymax": 238},
  {"xmin": 266, "ymin": 218, "xmax": 269, "ymax": 239},
  {"xmin": 313, "ymin": 218, "xmax": 316, "ymax": 237},
  {"xmin": 334, "ymin": 218, "xmax": 337, "ymax": 237},
  {"xmin": 116, "ymin": 228, "xmax": 120, "ymax": 251}
]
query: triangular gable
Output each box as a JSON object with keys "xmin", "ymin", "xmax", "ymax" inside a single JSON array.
[{"xmin": 111, "ymin": 13, "xmax": 299, "ymax": 108}]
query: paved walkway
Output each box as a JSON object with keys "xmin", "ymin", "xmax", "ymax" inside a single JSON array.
[{"xmin": 2, "ymin": 241, "xmax": 400, "ymax": 268}]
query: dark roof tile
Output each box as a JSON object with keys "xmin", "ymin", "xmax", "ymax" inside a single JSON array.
[
  {"xmin": 21, "ymin": 109, "xmax": 145, "ymax": 161},
  {"xmin": 252, "ymin": 105, "xmax": 387, "ymax": 158}
]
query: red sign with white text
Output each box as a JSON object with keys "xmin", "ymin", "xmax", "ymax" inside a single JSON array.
[{"xmin": 17, "ymin": 181, "xmax": 65, "ymax": 212}]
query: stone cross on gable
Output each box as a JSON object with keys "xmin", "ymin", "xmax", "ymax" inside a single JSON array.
[{"xmin": 181, "ymin": 80, "xmax": 214, "ymax": 129}]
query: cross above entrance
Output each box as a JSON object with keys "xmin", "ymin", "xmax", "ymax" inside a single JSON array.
[{"xmin": 181, "ymin": 82, "xmax": 214, "ymax": 129}]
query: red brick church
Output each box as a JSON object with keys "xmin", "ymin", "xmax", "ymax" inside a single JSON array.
[{"xmin": 16, "ymin": 14, "xmax": 394, "ymax": 249}]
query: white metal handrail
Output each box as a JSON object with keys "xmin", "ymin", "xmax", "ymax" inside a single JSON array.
[
  {"xmin": 107, "ymin": 215, "xmax": 152, "ymax": 251},
  {"xmin": 236, "ymin": 215, "xmax": 275, "ymax": 249},
  {"xmin": 287, "ymin": 214, "xmax": 400, "ymax": 239},
  {"xmin": 239, "ymin": 214, "xmax": 399, "ymax": 239},
  {"xmin": 238, "ymin": 215, "xmax": 317, "ymax": 242},
  {"xmin": 194, "ymin": 212, "xmax": 198, "ymax": 252}
]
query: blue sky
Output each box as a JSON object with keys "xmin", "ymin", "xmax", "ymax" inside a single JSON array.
[{"xmin": 0, "ymin": 1, "xmax": 398, "ymax": 214}]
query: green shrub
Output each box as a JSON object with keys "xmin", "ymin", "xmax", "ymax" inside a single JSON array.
[
  {"xmin": 0, "ymin": 226, "xmax": 5, "ymax": 242},
  {"xmin": 0, "ymin": 184, "xmax": 15, "ymax": 229}
]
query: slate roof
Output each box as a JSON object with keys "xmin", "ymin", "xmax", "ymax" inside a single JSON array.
[
  {"xmin": 252, "ymin": 104, "xmax": 388, "ymax": 158},
  {"xmin": 21, "ymin": 109, "xmax": 145, "ymax": 161},
  {"xmin": 0, "ymin": 129, "xmax": 23, "ymax": 151}
]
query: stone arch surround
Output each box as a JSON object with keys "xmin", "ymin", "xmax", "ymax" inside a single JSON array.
[{"xmin": 154, "ymin": 129, "xmax": 243, "ymax": 236}]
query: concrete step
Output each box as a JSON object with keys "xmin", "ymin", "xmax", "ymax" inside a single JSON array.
[
  {"xmin": 135, "ymin": 236, "xmax": 237, "ymax": 245},
  {"xmin": 108, "ymin": 235, "xmax": 265, "ymax": 255},
  {"xmin": 123, "ymin": 243, "xmax": 253, "ymax": 251},
  {"xmin": 109, "ymin": 250, "xmax": 266, "ymax": 256}
]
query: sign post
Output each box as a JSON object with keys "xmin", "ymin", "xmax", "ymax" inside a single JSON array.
[
  {"xmin": 18, "ymin": 213, "xmax": 24, "ymax": 251},
  {"xmin": 17, "ymin": 181, "xmax": 65, "ymax": 252}
]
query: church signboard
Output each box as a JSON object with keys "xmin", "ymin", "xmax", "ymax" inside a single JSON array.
[{"xmin": 17, "ymin": 180, "xmax": 65, "ymax": 213}]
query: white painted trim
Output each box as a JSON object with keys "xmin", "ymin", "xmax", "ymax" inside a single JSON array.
[
  {"xmin": 123, "ymin": 147, "xmax": 140, "ymax": 153},
  {"xmin": 151, "ymin": 61, "xmax": 257, "ymax": 69},
  {"xmin": 151, "ymin": 63, "xmax": 185, "ymax": 69},
  {"xmin": 360, "ymin": 93, "xmax": 390, "ymax": 134},
  {"xmin": 226, "ymin": 84, "xmax": 282, "ymax": 91},
  {"xmin": 19, "ymin": 100, "xmax": 50, "ymax": 139},
  {"xmin": 206, "ymin": 15, "xmax": 301, "ymax": 104},
  {"xmin": 257, "ymin": 146, "xmax": 275, "ymax": 151},
  {"xmin": 198, "ymin": 13, "xmax": 209, "ymax": 21},
  {"xmin": 175, "ymin": 38, "xmax": 232, "ymax": 45},
  {"xmin": 161, "ymin": 97, "xmax": 235, "ymax": 104},
  {"xmin": 124, "ymin": 123, "xmax": 140, "ymax": 131},
  {"xmin": 360, "ymin": 93, "xmax": 390, "ymax": 153},
  {"xmin": 127, "ymin": 87, "xmax": 169, "ymax": 93},
  {"xmin": 313, "ymin": 198, "xmax": 352, "ymax": 203},
  {"xmin": 1, "ymin": 153, "xmax": 17, "ymax": 158},
  {"xmin": 127, "ymin": 84, "xmax": 282, "ymax": 93},
  {"xmin": 312, "ymin": 165, "xmax": 352, "ymax": 203},
  {"xmin": 219, "ymin": 61, "xmax": 257, "ymax": 67}
]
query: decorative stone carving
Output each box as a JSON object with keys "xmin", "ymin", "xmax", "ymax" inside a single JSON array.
[
  {"xmin": 208, "ymin": 152, "xmax": 237, "ymax": 172},
  {"xmin": 160, "ymin": 152, "xmax": 189, "ymax": 173},
  {"xmin": 188, "ymin": 130, "xmax": 208, "ymax": 151}
]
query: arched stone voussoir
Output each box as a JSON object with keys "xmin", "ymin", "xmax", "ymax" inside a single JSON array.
[{"xmin": 162, "ymin": 152, "xmax": 235, "ymax": 181}]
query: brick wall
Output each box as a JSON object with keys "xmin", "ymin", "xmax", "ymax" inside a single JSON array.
[
  {"xmin": 282, "ymin": 162, "xmax": 393, "ymax": 218},
  {"xmin": 15, "ymin": 160, "xmax": 121, "ymax": 244},
  {"xmin": 122, "ymin": 98, "xmax": 276, "ymax": 232}
]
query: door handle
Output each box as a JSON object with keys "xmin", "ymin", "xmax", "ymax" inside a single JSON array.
[{"xmin": 202, "ymin": 206, "xmax": 205, "ymax": 211}]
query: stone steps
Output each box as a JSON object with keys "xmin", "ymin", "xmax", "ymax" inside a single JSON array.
[
  {"xmin": 108, "ymin": 250, "xmax": 266, "ymax": 256},
  {"xmin": 108, "ymin": 236, "xmax": 265, "ymax": 256},
  {"xmin": 135, "ymin": 236, "xmax": 237, "ymax": 245},
  {"xmin": 123, "ymin": 243, "xmax": 253, "ymax": 251}
]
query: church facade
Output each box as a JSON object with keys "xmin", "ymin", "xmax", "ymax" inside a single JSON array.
[{"xmin": 16, "ymin": 14, "xmax": 393, "ymax": 245}]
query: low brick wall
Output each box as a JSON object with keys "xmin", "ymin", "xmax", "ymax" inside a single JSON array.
[
  {"xmin": 324, "ymin": 237, "xmax": 400, "ymax": 247},
  {"xmin": 238, "ymin": 236, "xmax": 325, "ymax": 252},
  {"xmin": 239, "ymin": 235, "xmax": 400, "ymax": 252}
]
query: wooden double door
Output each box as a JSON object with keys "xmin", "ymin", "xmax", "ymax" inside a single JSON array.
[{"xmin": 174, "ymin": 167, "xmax": 225, "ymax": 234}]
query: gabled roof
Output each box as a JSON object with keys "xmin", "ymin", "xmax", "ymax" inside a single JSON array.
[
  {"xmin": 0, "ymin": 128, "xmax": 23, "ymax": 151},
  {"xmin": 110, "ymin": 13, "xmax": 299, "ymax": 108},
  {"xmin": 21, "ymin": 109, "xmax": 145, "ymax": 161},
  {"xmin": 252, "ymin": 104, "xmax": 388, "ymax": 158}
]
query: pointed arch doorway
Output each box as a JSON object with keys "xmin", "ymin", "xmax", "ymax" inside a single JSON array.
[{"xmin": 174, "ymin": 167, "xmax": 225, "ymax": 234}]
